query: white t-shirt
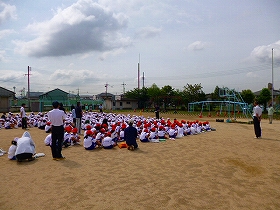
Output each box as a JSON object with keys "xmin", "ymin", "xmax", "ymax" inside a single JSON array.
[
  {"xmin": 253, "ymin": 105, "xmax": 262, "ymax": 117},
  {"xmin": 8, "ymin": 145, "xmax": 17, "ymax": 159},
  {"xmin": 102, "ymin": 136, "xmax": 114, "ymax": 147},
  {"xmin": 84, "ymin": 136, "xmax": 95, "ymax": 148},
  {"xmin": 44, "ymin": 134, "xmax": 52, "ymax": 146},
  {"xmin": 48, "ymin": 109, "xmax": 66, "ymax": 126},
  {"xmin": 20, "ymin": 106, "xmax": 26, "ymax": 118}
]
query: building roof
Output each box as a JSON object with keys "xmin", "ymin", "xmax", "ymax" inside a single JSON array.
[
  {"xmin": 97, "ymin": 92, "xmax": 114, "ymax": 98},
  {"xmin": 0, "ymin": 87, "xmax": 15, "ymax": 97},
  {"xmin": 254, "ymin": 89, "xmax": 280, "ymax": 96}
]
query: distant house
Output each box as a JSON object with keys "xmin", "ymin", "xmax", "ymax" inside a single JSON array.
[
  {"xmin": 95, "ymin": 92, "xmax": 138, "ymax": 110},
  {"xmin": 39, "ymin": 88, "xmax": 69, "ymax": 112},
  {"xmin": 254, "ymin": 83, "xmax": 280, "ymax": 106},
  {"xmin": 0, "ymin": 87, "xmax": 15, "ymax": 113},
  {"xmin": 113, "ymin": 95, "xmax": 138, "ymax": 110}
]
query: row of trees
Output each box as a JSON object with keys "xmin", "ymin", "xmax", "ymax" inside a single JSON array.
[
  {"xmin": 125, "ymin": 83, "xmax": 205, "ymax": 110},
  {"xmin": 124, "ymin": 83, "xmax": 275, "ymax": 111}
]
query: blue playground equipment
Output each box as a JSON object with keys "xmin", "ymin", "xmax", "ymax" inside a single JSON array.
[{"xmin": 188, "ymin": 87, "xmax": 252, "ymax": 120}]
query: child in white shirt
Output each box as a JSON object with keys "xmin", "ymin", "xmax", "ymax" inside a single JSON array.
[{"xmin": 8, "ymin": 138, "xmax": 18, "ymax": 160}]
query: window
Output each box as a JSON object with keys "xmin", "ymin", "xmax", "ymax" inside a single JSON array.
[{"xmin": 126, "ymin": 102, "xmax": 130, "ymax": 104}]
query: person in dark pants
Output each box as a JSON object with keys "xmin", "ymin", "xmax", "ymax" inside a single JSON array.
[
  {"xmin": 75, "ymin": 102, "xmax": 83, "ymax": 134},
  {"xmin": 253, "ymin": 100, "xmax": 262, "ymax": 139},
  {"xmin": 15, "ymin": 131, "xmax": 36, "ymax": 162},
  {"xmin": 155, "ymin": 105, "xmax": 160, "ymax": 119},
  {"xmin": 47, "ymin": 101, "xmax": 66, "ymax": 160},
  {"xmin": 124, "ymin": 119, "xmax": 138, "ymax": 151},
  {"xmin": 20, "ymin": 103, "xmax": 28, "ymax": 129}
]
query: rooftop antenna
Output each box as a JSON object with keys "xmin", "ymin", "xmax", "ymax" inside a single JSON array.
[
  {"xmin": 25, "ymin": 66, "xmax": 31, "ymax": 111},
  {"xmin": 121, "ymin": 82, "xmax": 126, "ymax": 94},
  {"xmin": 272, "ymin": 48, "xmax": 274, "ymax": 106},
  {"xmin": 138, "ymin": 54, "xmax": 140, "ymax": 90},
  {"xmin": 142, "ymin": 72, "xmax": 145, "ymax": 88},
  {"xmin": 105, "ymin": 82, "xmax": 110, "ymax": 98}
]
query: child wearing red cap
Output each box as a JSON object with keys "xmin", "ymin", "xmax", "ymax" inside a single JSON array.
[
  {"xmin": 83, "ymin": 130, "xmax": 96, "ymax": 150},
  {"xmin": 70, "ymin": 127, "xmax": 81, "ymax": 145},
  {"xmin": 45, "ymin": 121, "xmax": 52, "ymax": 133},
  {"xmin": 176, "ymin": 123, "xmax": 184, "ymax": 138},
  {"xmin": 139, "ymin": 129, "xmax": 149, "ymax": 142},
  {"xmin": 102, "ymin": 132, "xmax": 116, "ymax": 149},
  {"xmin": 149, "ymin": 127, "xmax": 159, "ymax": 143},
  {"xmin": 168, "ymin": 124, "xmax": 177, "ymax": 140},
  {"xmin": 158, "ymin": 126, "xmax": 167, "ymax": 139},
  {"xmin": 63, "ymin": 126, "xmax": 72, "ymax": 147}
]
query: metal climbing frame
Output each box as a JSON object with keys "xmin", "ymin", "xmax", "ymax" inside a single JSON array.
[{"xmin": 188, "ymin": 87, "xmax": 252, "ymax": 119}]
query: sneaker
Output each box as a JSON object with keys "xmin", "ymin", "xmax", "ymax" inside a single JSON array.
[
  {"xmin": 130, "ymin": 145, "xmax": 134, "ymax": 151},
  {"xmin": 28, "ymin": 157, "xmax": 35, "ymax": 161},
  {"xmin": 0, "ymin": 148, "xmax": 6, "ymax": 154},
  {"xmin": 56, "ymin": 156, "xmax": 66, "ymax": 160}
]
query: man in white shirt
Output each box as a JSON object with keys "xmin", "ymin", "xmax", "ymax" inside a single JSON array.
[
  {"xmin": 253, "ymin": 100, "xmax": 262, "ymax": 139},
  {"xmin": 48, "ymin": 101, "xmax": 66, "ymax": 160},
  {"xmin": 20, "ymin": 103, "xmax": 27, "ymax": 129}
]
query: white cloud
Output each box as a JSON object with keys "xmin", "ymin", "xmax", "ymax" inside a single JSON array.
[
  {"xmin": 13, "ymin": 0, "xmax": 131, "ymax": 57},
  {"xmin": 134, "ymin": 26, "xmax": 161, "ymax": 39},
  {"xmin": 0, "ymin": 29, "xmax": 15, "ymax": 39},
  {"xmin": 187, "ymin": 41, "xmax": 207, "ymax": 51},
  {"xmin": 246, "ymin": 72, "xmax": 259, "ymax": 78},
  {"xmin": 0, "ymin": 2, "xmax": 16, "ymax": 25},
  {"xmin": 250, "ymin": 40, "xmax": 280, "ymax": 65}
]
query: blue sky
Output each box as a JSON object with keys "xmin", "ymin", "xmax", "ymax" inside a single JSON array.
[{"xmin": 1, "ymin": 0, "xmax": 280, "ymax": 97}]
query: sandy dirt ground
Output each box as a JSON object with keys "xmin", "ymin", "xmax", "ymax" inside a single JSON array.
[{"xmin": 0, "ymin": 112, "xmax": 279, "ymax": 210}]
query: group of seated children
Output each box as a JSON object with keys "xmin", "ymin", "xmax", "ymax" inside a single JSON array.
[
  {"xmin": 42, "ymin": 117, "xmax": 212, "ymax": 151},
  {"xmin": 44, "ymin": 125, "xmax": 81, "ymax": 147},
  {"xmin": 139, "ymin": 119, "xmax": 211, "ymax": 143},
  {"xmin": 83, "ymin": 124, "xmax": 117, "ymax": 150}
]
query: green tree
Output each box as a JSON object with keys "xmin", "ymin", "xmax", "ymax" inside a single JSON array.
[
  {"xmin": 211, "ymin": 86, "xmax": 221, "ymax": 101},
  {"xmin": 125, "ymin": 87, "xmax": 149, "ymax": 109},
  {"xmin": 182, "ymin": 83, "xmax": 206, "ymax": 103},
  {"xmin": 257, "ymin": 88, "xmax": 271, "ymax": 111},
  {"xmin": 160, "ymin": 85, "xmax": 175, "ymax": 110},
  {"xmin": 241, "ymin": 89, "xmax": 255, "ymax": 105},
  {"xmin": 147, "ymin": 83, "xmax": 161, "ymax": 106}
]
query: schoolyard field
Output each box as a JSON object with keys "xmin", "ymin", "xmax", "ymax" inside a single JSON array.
[{"xmin": 0, "ymin": 111, "xmax": 279, "ymax": 210}]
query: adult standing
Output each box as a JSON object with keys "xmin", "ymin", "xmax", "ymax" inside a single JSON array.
[
  {"xmin": 267, "ymin": 104, "xmax": 275, "ymax": 124},
  {"xmin": 59, "ymin": 103, "xmax": 66, "ymax": 114},
  {"xmin": 99, "ymin": 104, "xmax": 103, "ymax": 113},
  {"xmin": 155, "ymin": 105, "xmax": 160, "ymax": 119},
  {"xmin": 48, "ymin": 101, "xmax": 66, "ymax": 160},
  {"xmin": 75, "ymin": 102, "xmax": 82, "ymax": 134},
  {"xmin": 20, "ymin": 103, "xmax": 27, "ymax": 129},
  {"xmin": 71, "ymin": 105, "xmax": 76, "ymax": 127},
  {"xmin": 15, "ymin": 131, "xmax": 36, "ymax": 162},
  {"xmin": 124, "ymin": 119, "xmax": 138, "ymax": 150},
  {"xmin": 253, "ymin": 100, "xmax": 262, "ymax": 139}
]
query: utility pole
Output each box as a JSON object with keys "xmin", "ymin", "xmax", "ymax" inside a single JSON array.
[
  {"xmin": 25, "ymin": 66, "xmax": 31, "ymax": 111},
  {"xmin": 105, "ymin": 83, "xmax": 109, "ymax": 98},
  {"xmin": 142, "ymin": 72, "xmax": 145, "ymax": 88},
  {"xmin": 121, "ymin": 82, "xmax": 126, "ymax": 94},
  {"xmin": 138, "ymin": 54, "xmax": 140, "ymax": 90},
  {"xmin": 272, "ymin": 48, "xmax": 274, "ymax": 106}
]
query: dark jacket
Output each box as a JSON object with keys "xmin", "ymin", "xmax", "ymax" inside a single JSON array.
[{"xmin": 124, "ymin": 126, "xmax": 138, "ymax": 146}]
